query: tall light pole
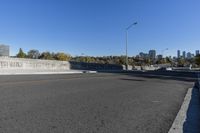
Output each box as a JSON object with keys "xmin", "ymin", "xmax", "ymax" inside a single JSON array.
[{"xmin": 125, "ymin": 22, "xmax": 137, "ymax": 70}]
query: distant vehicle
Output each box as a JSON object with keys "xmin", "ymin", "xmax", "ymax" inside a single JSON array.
[{"xmin": 166, "ymin": 67, "xmax": 172, "ymax": 71}]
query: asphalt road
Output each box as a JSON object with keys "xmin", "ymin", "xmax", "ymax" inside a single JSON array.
[{"xmin": 0, "ymin": 73, "xmax": 194, "ymax": 133}]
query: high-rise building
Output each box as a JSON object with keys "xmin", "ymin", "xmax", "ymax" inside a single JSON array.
[
  {"xmin": 177, "ymin": 50, "xmax": 181, "ymax": 58},
  {"xmin": 182, "ymin": 51, "xmax": 186, "ymax": 59},
  {"xmin": 0, "ymin": 44, "xmax": 9, "ymax": 56},
  {"xmin": 139, "ymin": 52, "xmax": 149, "ymax": 59},
  {"xmin": 187, "ymin": 52, "xmax": 192, "ymax": 59},
  {"xmin": 196, "ymin": 50, "xmax": 200, "ymax": 56},
  {"xmin": 149, "ymin": 50, "xmax": 156, "ymax": 59},
  {"xmin": 157, "ymin": 55, "xmax": 163, "ymax": 60}
]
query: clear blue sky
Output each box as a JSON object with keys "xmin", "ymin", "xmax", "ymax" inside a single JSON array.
[{"xmin": 0, "ymin": 0, "xmax": 199, "ymax": 57}]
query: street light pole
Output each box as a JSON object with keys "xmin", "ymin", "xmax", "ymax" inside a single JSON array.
[
  {"xmin": 126, "ymin": 30, "xmax": 128, "ymax": 70},
  {"xmin": 125, "ymin": 22, "xmax": 137, "ymax": 70}
]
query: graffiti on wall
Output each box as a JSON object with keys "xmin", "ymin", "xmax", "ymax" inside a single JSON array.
[
  {"xmin": 0, "ymin": 59, "xmax": 70, "ymax": 70},
  {"xmin": 0, "ymin": 61, "xmax": 23, "ymax": 68}
]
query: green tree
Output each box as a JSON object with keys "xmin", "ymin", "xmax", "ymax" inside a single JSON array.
[
  {"xmin": 16, "ymin": 48, "xmax": 26, "ymax": 58},
  {"xmin": 27, "ymin": 49, "xmax": 40, "ymax": 59},
  {"xmin": 144, "ymin": 58, "xmax": 151, "ymax": 65},
  {"xmin": 165, "ymin": 57, "xmax": 172, "ymax": 64},
  {"xmin": 39, "ymin": 52, "xmax": 54, "ymax": 60},
  {"xmin": 128, "ymin": 57, "xmax": 135, "ymax": 66},
  {"xmin": 195, "ymin": 55, "xmax": 200, "ymax": 66},
  {"xmin": 177, "ymin": 58, "xmax": 185, "ymax": 67}
]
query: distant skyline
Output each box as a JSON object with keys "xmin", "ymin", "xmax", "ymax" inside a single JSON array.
[
  {"xmin": 138, "ymin": 49, "xmax": 199, "ymax": 58},
  {"xmin": 0, "ymin": 0, "xmax": 200, "ymax": 57}
]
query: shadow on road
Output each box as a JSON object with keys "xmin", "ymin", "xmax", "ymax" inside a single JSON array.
[
  {"xmin": 119, "ymin": 78, "xmax": 146, "ymax": 82},
  {"xmin": 183, "ymin": 87, "xmax": 200, "ymax": 133},
  {"xmin": 99, "ymin": 71, "xmax": 198, "ymax": 82},
  {"xmin": 127, "ymin": 74, "xmax": 196, "ymax": 82}
]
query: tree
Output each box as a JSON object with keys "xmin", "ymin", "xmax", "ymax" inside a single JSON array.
[
  {"xmin": 143, "ymin": 58, "xmax": 150, "ymax": 65},
  {"xmin": 16, "ymin": 48, "xmax": 26, "ymax": 58},
  {"xmin": 195, "ymin": 55, "xmax": 200, "ymax": 66},
  {"xmin": 165, "ymin": 57, "xmax": 172, "ymax": 64},
  {"xmin": 177, "ymin": 58, "xmax": 185, "ymax": 67},
  {"xmin": 27, "ymin": 49, "xmax": 40, "ymax": 59},
  {"xmin": 54, "ymin": 52, "xmax": 71, "ymax": 61},
  {"xmin": 39, "ymin": 52, "xmax": 54, "ymax": 60}
]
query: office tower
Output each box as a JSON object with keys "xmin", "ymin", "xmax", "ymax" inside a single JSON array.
[
  {"xmin": 149, "ymin": 50, "xmax": 156, "ymax": 59},
  {"xmin": 196, "ymin": 50, "xmax": 200, "ymax": 56},
  {"xmin": 187, "ymin": 52, "xmax": 192, "ymax": 59},
  {"xmin": 157, "ymin": 55, "xmax": 163, "ymax": 60},
  {"xmin": 182, "ymin": 51, "xmax": 186, "ymax": 59},
  {"xmin": 139, "ymin": 52, "xmax": 149, "ymax": 59},
  {"xmin": 177, "ymin": 50, "xmax": 181, "ymax": 58}
]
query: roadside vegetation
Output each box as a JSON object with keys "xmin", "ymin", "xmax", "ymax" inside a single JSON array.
[
  {"xmin": 16, "ymin": 48, "xmax": 71, "ymax": 61},
  {"xmin": 195, "ymin": 55, "xmax": 200, "ymax": 66},
  {"xmin": 16, "ymin": 48, "xmax": 200, "ymax": 67}
]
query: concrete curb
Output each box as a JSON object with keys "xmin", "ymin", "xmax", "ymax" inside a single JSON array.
[
  {"xmin": 168, "ymin": 88, "xmax": 192, "ymax": 133},
  {"xmin": 194, "ymin": 72, "xmax": 200, "ymax": 101},
  {"xmin": 0, "ymin": 70, "xmax": 97, "ymax": 75},
  {"xmin": 168, "ymin": 86, "xmax": 200, "ymax": 133}
]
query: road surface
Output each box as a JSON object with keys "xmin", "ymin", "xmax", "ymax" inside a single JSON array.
[{"xmin": 0, "ymin": 73, "xmax": 194, "ymax": 133}]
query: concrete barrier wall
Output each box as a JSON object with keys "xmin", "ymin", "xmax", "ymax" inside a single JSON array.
[
  {"xmin": 0, "ymin": 57, "xmax": 124, "ymax": 74},
  {"xmin": 196, "ymin": 73, "xmax": 200, "ymax": 89},
  {"xmin": 147, "ymin": 70, "xmax": 198, "ymax": 78},
  {"xmin": 0, "ymin": 57, "xmax": 70, "ymax": 73},
  {"xmin": 69, "ymin": 61, "xmax": 123, "ymax": 71}
]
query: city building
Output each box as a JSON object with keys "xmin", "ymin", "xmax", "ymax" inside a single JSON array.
[
  {"xmin": 0, "ymin": 44, "xmax": 9, "ymax": 56},
  {"xmin": 182, "ymin": 51, "xmax": 186, "ymax": 59},
  {"xmin": 177, "ymin": 50, "xmax": 181, "ymax": 58},
  {"xmin": 157, "ymin": 55, "xmax": 163, "ymax": 60},
  {"xmin": 196, "ymin": 50, "xmax": 199, "ymax": 56},
  {"xmin": 139, "ymin": 52, "xmax": 149, "ymax": 59},
  {"xmin": 187, "ymin": 52, "xmax": 192, "ymax": 59},
  {"xmin": 191, "ymin": 54, "xmax": 195, "ymax": 58},
  {"xmin": 149, "ymin": 50, "xmax": 156, "ymax": 60}
]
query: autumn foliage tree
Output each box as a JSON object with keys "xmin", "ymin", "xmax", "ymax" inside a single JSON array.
[{"xmin": 54, "ymin": 52, "xmax": 71, "ymax": 61}]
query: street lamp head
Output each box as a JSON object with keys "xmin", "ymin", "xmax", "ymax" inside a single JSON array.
[{"xmin": 126, "ymin": 22, "xmax": 138, "ymax": 30}]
